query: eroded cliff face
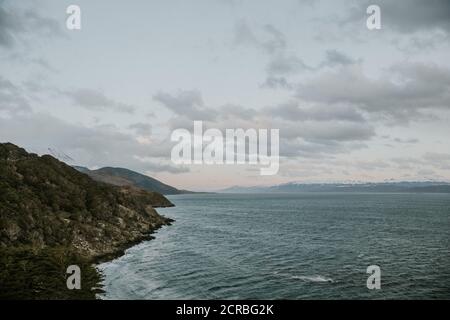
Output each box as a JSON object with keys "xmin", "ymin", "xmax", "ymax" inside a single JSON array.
[{"xmin": 0, "ymin": 142, "xmax": 174, "ymax": 260}]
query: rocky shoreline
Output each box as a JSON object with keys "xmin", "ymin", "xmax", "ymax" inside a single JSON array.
[
  {"xmin": 0, "ymin": 143, "xmax": 176, "ymax": 299},
  {"xmin": 93, "ymin": 214, "xmax": 175, "ymax": 265},
  {"xmin": 91, "ymin": 210, "xmax": 175, "ymax": 300}
]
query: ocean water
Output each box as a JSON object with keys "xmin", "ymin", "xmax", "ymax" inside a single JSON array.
[{"xmin": 98, "ymin": 193, "xmax": 450, "ymax": 299}]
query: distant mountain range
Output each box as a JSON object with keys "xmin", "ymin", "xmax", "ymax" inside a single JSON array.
[
  {"xmin": 222, "ymin": 181, "xmax": 450, "ymax": 193},
  {"xmin": 74, "ymin": 166, "xmax": 194, "ymax": 195}
]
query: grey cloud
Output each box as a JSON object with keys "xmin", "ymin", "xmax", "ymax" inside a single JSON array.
[
  {"xmin": 423, "ymin": 152, "xmax": 450, "ymax": 170},
  {"xmin": 271, "ymin": 117, "xmax": 374, "ymax": 158},
  {"xmin": 423, "ymin": 152, "xmax": 450, "ymax": 162},
  {"xmin": 128, "ymin": 122, "xmax": 152, "ymax": 136},
  {"xmin": 266, "ymin": 54, "xmax": 312, "ymax": 76},
  {"xmin": 354, "ymin": 160, "xmax": 391, "ymax": 171},
  {"xmin": 282, "ymin": 120, "xmax": 375, "ymax": 142},
  {"xmin": 347, "ymin": 0, "xmax": 450, "ymax": 34},
  {"xmin": 153, "ymin": 90, "xmax": 217, "ymax": 120},
  {"xmin": 417, "ymin": 169, "xmax": 437, "ymax": 176},
  {"xmin": 279, "ymin": 137, "xmax": 369, "ymax": 158},
  {"xmin": 390, "ymin": 154, "xmax": 450, "ymax": 172},
  {"xmin": 23, "ymin": 8, "xmax": 62, "ymax": 37},
  {"xmin": 0, "ymin": 3, "xmax": 20, "ymax": 47},
  {"xmin": 0, "ymin": 76, "xmax": 31, "ymax": 113},
  {"xmin": 234, "ymin": 20, "xmax": 312, "ymax": 86},
  {"xmin": 393, "ymin": 137, "xmax": 419, "ymax": 144},
  {"xmin": 278, "ymin": 164, "xmax": 335, "ymax": 179},
  {"xmin": 280, "ymin": 158, "xmax": 392, "ymax": 178},
  {"xmin": 0, "ymin": 112, "xmax": 187, "ymax": 174},
  {"xmin": 260, "ymin": 76, "xmax": 293, "ymax": 90},
  {"xmin": 320, "ymin": 49, "xmax": 359, "ymax": 68},
  {"xmin": 296, "ymin": 62, "xmax": 450, "ymax": 122},
  {"xmin": 30, "ymin": 57, "xmax": 58, "ymax": 73},
  {"xmin": 220, "ymin": 104, "xmax": 256, "ymax": 121},
  {"xmin": 63, "ymin": 88, "xmax": 136, "ymax": 113},
  {"xmin": 22, "ymin": 79, "xmax": 47, "ymax": 94},
  {"xmin": 0, "ymin": 2, "xmax": 63, "ymax": 48},
  {"xmin": 269, "ymin": 101, "xmax": 366, "ymax": 123},
  {"xmin": 261, "ymin": 24, "xmax": 287, "ymax": 54},
  {"xmin": 335, "ymin": 0, "xmax": 450, "ymax": 52},
  {"xmin": 234, "ymin": 21, "xmax": 286, "ymax": 55},
  {"xmin": 233, "ymin": 20, "xmax": 260, "ymax": 51},
  {"xmin": 390, "ymin": 156, "xmax": 425, "ymax": 167},
  {"xmin": 234, "ymin": 21, "xmax": 362, "ymax": 91},
  {"xmin": 268, "ymin": 50, "xmax": 357, "ymax": 76},
  {"xmin": 166, "ymin": 115, "xmax": 198, "ymax": 131},
  {"xmin": 263, "ymin": 50, "xmax": 360, "ymax": 90},
  {"xmin": 161, "ymin": 89, "xmax": 375, "ymax": 159},
  {"xmin": 392, "ymin": 31, "xmax": 449, "ymax": 53}
]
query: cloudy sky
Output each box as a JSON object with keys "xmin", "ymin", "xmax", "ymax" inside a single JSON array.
[{"xmin": 1, "ymin": 0, "xmax": 450, "ymax": 190}]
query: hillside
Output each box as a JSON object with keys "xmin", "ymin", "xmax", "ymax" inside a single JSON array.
[
  {"xmin": 0, "ymin": 143, "xmax": 175, "ymax": 299},
  {"xmin": 74, "ymin": 166, "xmax": 192, "ymax": 195}
]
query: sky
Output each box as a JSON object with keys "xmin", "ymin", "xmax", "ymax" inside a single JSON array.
[{"xmin": 1, "ymin": 0, "xmax": 450, "ymax": 191}]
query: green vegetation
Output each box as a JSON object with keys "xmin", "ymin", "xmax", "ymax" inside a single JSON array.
[
  {"xmin": 0, "ymin": 143, "xmax": 175, "ymax": 299},
  {"xmin": 0, "ymin": 247, "xmax": 103, "ymax": 300}
]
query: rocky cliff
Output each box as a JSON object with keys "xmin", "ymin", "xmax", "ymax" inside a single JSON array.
[{"xmin": 0, "ymin": 142, "xmax": 175, "ymax": 299}]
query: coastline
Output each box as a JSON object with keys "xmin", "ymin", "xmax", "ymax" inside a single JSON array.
[
  {"xmin": 0, "ymin": 143, "xmax": 179, "ymax": 300},
  {"xmin": 94, "ymin": 214, "xmax": 175, "ymax": 300},
  {"xmin": 0, "ymin": 209, "xmax": 175, "ymax": 300},
  {"xmin": 95, "ymin": 192, "xmax": 450, "ymax": 300},
  {"xmin": 93, "ymin": 213, "xmax": 175, "ymax": 265},
  {"xmin": 92, "ymin": 202, "xmax": 176, "ymax": 299}
]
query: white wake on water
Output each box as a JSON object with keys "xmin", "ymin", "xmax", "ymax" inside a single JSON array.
[
  {"xmin": 273, "ymin": 271, "xmax": 334, "ymax": 283},
  {"xmin": 291, "ymin": 275, "xmax": 334, "ymax": 283}
]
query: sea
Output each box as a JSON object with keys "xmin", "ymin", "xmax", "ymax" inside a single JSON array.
[{"xmin": 98, "ymin": 193, "xmax": 450, "ymax": 299}]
